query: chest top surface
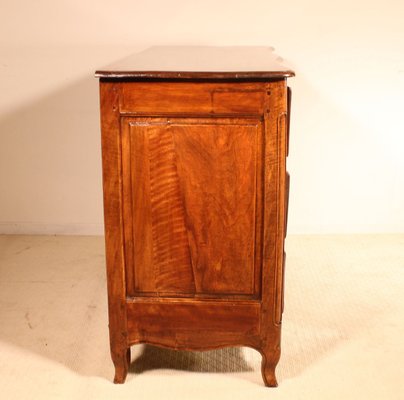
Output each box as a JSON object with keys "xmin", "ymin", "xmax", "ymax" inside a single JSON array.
[{"xmin": 95, "ymin": 46, "xmax": 294, "ymax": 80}]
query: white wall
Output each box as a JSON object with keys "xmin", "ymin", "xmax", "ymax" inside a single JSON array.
[{"xmin": 0, "ymin": 0, "xmax": 403, "ymax": 234}]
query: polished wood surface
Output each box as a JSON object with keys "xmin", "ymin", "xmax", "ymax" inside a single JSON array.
[
  {"xmin": 99, "ymin": 82, "xmax": 131, "ymax": 383},
  {"xmin": 120, "ymin": 82, "xmax": 267, "ymax": 114},
  {"xmin": 97, "ymin": 47, "xmax": 293, "ymax": 387},
  {"xmin": 95, "ymin": 46, "xmax": 294, "ymax": 79},
  {"xmin": 127, "ymin": 299, "xmax": 261, "ymax": 343},
  {"xmin": 122, "ymin": 113, "xmax": 261, "ymax": 297}
]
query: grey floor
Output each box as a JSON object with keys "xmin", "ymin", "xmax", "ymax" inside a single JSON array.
[{"xmin": 0, "ymin": 234, "xmax": 403, "ymax": 399}]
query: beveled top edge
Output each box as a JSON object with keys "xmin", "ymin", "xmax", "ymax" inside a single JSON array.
[
  {"xmin": 95, "ymin": 46, "xmax": 295, "ymax": 80},
  {"xmin": 95, "ymin": 70, "xmax": 295, "ymax": 79}
]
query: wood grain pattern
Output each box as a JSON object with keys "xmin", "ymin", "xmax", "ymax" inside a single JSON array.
[
  {"xmin": 259, "ymin": 80, "xmax": 288, "ymax": 387},
  {"xmin": 122, "ymin": 117, "xmax": 262, "ymax": 297},
  {"xmin": 124, "ymin": 121, "xmax": 153, "ymax": 292},
  {"xmin": 127, "ymin": 299, "xmax": 260, "ymax": 343},
  {"xmin": 99, "ymin": 82, "xmax": 130, "ymax": 383},
  {"xmin": 172, "ymin": 119, "xmax": 259, "ymax": 295},
  {"xmin": 120, "ymin": 82, "xmax": 266, "ymax": 115},
  {"xmin": 123, "ymin": 120, "xmax": 196, "ymax": 294},
  {"xmin": 147, "ymin": 126, "xmax": 195, "ymax": 292},
  {"xmin": 98, "ymin": 51, "xmax": 293, "ymax": 387}
]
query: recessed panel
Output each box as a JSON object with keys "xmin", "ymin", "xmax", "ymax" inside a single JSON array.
[{"xmin": 122, "ymin": 117, "xmax": 262, "ymax": 297}]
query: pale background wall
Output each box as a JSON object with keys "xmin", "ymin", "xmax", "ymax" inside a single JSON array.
[{"xmin": 0, "ymin": 0, "xmax": 403, "ymax": 235}]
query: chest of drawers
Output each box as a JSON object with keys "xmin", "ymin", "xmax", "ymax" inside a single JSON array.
[{"xmin": 95, "ymin": 46, "xmax": 293, "ymax": 386}]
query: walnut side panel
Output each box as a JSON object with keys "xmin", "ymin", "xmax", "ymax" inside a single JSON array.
[{"xmin": 122, "ymin": 116, "xmax": 262, "ymax": 297}]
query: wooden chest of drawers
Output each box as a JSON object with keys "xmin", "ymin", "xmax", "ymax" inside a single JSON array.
[{"xmin": 95, "ymin": 46, "xmax": 294, "ymax": 386}]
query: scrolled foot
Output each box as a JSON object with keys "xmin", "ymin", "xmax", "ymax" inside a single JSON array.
[
  {"xmin": 113, "ymin": 347, "xmax": 131, "ymax": 384},
  {"xmin": 260, "ymin": 345, "xmax": 280, "ymax": 387},
  {"xmin": 261, "ymin": 362, "xmax": 278, "ymax": 387}
]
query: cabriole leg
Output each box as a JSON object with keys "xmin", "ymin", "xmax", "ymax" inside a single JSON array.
[
  {"xmin": 260, "ymin": 343, "xmax": 280, "ymax": 387},
  {"xmin": 112, "ymin": 346, "xmax": 131, "ymax": 384}
]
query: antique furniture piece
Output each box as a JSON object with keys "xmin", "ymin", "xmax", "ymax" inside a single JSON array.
[{"xmin": 95, "ymin": 46, "xmax": 294, "ymax": 387}]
